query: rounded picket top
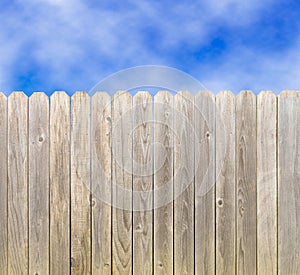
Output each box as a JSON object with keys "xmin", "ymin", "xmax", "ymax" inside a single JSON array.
[
  {"xmin": 92, "ymin": 91, "xmax": 110, "ymax": 100},
  {"xmin": 257, "ymin": 90, "xmax": 275, "ymax": 97},
  {"xmin": 237, "ymin": 90, "xmax": 255, "ymax": 98},
  {"xmin": 51, "ymin": 91, "xmax": 68, "ymax": 97},
  {"xmin": 195, "ymin": 90, "xmax": 215, "ymax": 100},
  {"xmin": 30, "ymin": 92, "xmax": 48, "ymax": 102},
  {"xmin": 0, "ymin": 91, "xmax": 7, "ymax": 99},
  {"xmin": 112, "ymin": 90, "xmax": 132, "ymax": 102},
  {"xmin": 9, "ymin": 91, "xmax": 27, "ymax": 99},
  {"xmin": 72, "ymin": 91, "xmax": 89, "ymax": 98},
  {"xmin": 279, "ymin": 90, "xmax": 300, "ymax": 98},
  {"xmin": 154, "ymin": 90, "xmax": 173, "ymax": 100},
  {"xmin": 175, "ymin": 90, "xmax": 193, "ymax": 99},
  {"xmin": 216, "ymin": 90, "xmax": 235, "ymax": 98}
]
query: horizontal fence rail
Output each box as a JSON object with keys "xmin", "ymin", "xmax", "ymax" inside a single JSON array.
[{"xmin": 0, "ymin": 90, "xmax": 299, "ymax": 274}]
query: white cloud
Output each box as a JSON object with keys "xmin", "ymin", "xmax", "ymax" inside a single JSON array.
[
  {"xmin": 197, "ymin": 37, "xmax": 300, "ymax": 94},
  {"xmin": 0, "ymin": 0, "xmax": 295, "ymax": 93}
]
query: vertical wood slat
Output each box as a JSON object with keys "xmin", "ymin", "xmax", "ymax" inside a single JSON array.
[
  {"xmin": 4, "ymin": 90, "xmax": 300, "ymax": 274},
  {"xmin": 257, "ymin": 91, "xmax": 277, "ymax": 275},
  {"xmin": 71, "ymin": 92, "xmax": 91, "ymax": 274},
  {"xmin": 174, "ymin": 91, "xmax": 194, "ymax": 275},
  {"xmin": 91, "ymin": 92, "xmax": 112, "ymax": 274},
  {"xmin": 8, "ymin": 92, "xmax": 28, "ymax": 274},
  {"xmin": 133, "ymin": 92, "xmax": 153, "ymax": 275},
  {"xmin": 236, "ymin": 90, "xmax": 257, "ymax": 275},
  {"xmin": 278, "ymin": 91, "xmax": 300, "ymax": 274},
  {"xmin": 112, "ymin": 91, "xmax": 132, "ymax": 274},
  {"xmin": 154, "ymin": 91, "xmax": 173, "ymax": 275},
  {"xmin": 50, "ymin": 92, "xmax": 70, "ymax": 274},
  {"xmin": 29, "ymin": 93, "xmax": 49, "ymax": 274},
  {"xmin": 195, "ymin": 91, "xmax": 215, "ymax": 275},
  {"xmin": 216, "ymin": 91, "xmax": 235, "ymax": 275},
  {"xmin": 0, "ymin": 93, "xmax": 7, "ymax": 275}
]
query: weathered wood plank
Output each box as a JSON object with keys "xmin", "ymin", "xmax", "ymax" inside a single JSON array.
[
  {"xmin": 278, "ymin": 90, "xmax": 300, "ymax": 274},
  {"xmin": 195, "ymin": 91, "xmax": 215, "ymax": 275},
  {"xmin": 91, "ymin": 92, "xmax": 112, "ymax": 274},
  {"xmin": 50, "ymin": 92, "xmax": 70, "ymax": 274},
  {"xmin": 216, "ymin": 91, "xmax": 235, "ymax": 275},
  {"xmin": 133, "ymin": 92, "xmax": 153, "ymax": 275},
  {"xmin": 236, "ymin": 90, "xmax": 257, "ymax": 275},
  {"xmin": 71, "ymin": 92, "xmax": 91, "ymax": 274},
  {"xmin": 154, "ymin": 91, "xmax": 173, "ymax": 275},
  {"xmin": 112, "ymin": 91, "xmax": 132, "ymax": 274},
  {"xmin": 257, "ymin": 91, "xmax": 277, "ymax": 275},
  {"xmin": 174, "ymin": 91, "xmax": 194, "ymax": 275},
  {"xmin": 8, "ymin": 92, "xmax": 28, "ymax": 274},
  {"xmin": 5, "ymin": 90, "xmax": 300, "ymax": 274},
  {"xmin": 0, "ymin": 93, "xmax": 7, "ymax": 274},
  {"xmin": 29, "ymin": 92, "xmax": 49, "ymax": 274}
]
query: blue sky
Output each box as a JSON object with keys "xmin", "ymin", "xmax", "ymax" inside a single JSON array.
[{"xmin": 0, "ymin": 0, "xmax": 300, "ymax": 95}]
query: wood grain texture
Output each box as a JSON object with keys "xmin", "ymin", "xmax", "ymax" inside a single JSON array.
[
  {"xmin": 216, "ymin": 91, "xmax": 235, "ymax": 275},
  {"xmin": 71, "ymin": 92, "xmax": 91, "ymax": 274},
  {"xmin": 112, "ymin": 91, "xmax": 132, "ymax": 274},
  {"xmin": 29, "ymin": 93, "xmax": 49, "ymax": 274},
  {"xmin": 236, "ymin": 90, "xmax": 257, "ymax": 275},
  {"xmin": 278, "ymin": 90, "xmax": 300, "ymax": 274},
  {"xmin": 4, "ymin": 90, "xmax": 300, "ymax": 274},
  {"xmin": 257, "ymin": 91, "xmax": 277, "ymax": 275},
  {"xmin": 174, "ymin": 91, "xmax": 194, "ymax": 275},
  {"xmin": 133, "ymin": 92, "xmax": 153, "ymax": 275},
  {"xmin": 195, "ymin": 91, "xmax": 215, "ymax": 275},
  {"xmin": 91, "ymin": 92, "xmax": 111, "ymax": 274},
  {"xmin": 50, "ymin": 92, "xmax": 70, "ymax": 274},
  {"xmin": 154, "ymin": 91, "xmax": 173, "ymax": 275},
  {"xmin": 8, "ymin": 92, "xmax": 28, "ymax": 274},
  {"xmin": 0, "ymin": 93, "xmax": 7, "ymax": 275}
]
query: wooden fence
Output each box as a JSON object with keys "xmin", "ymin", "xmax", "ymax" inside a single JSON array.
[{"xmin": 0, "ymin": 90, "xmax": 299, "ymax": 275}]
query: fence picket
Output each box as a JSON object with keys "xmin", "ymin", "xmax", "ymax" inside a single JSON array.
[
  {"xmin": 174, "ymin": 91, "xmax": 194, "ymax": 275},
  {"xmin": 29, "ymin": 92, "xmax": 50, "ymax": 274},
  {"xmin": 0, "ymin": 93, "xmax": 7, "ymax": 274},
  {"xmin": 71, "ymin": 92, "xmax": 91, "ymax": 274},
  {"xmin": 195, "ymin": 91, "xmax": 215, "ymax": 275},
  {"xmin": 112, "ymin": 91, "xmax": 132, "ymax": 274},
  {"xmin": 50, "ymin": 92, "xmax": 71, "ymax": 275},
  {"xmin": 154, "ymin": 91, "xmax": 173, "ymax": 275},
  {"xmin": 91, "ymin": 92, "xmax": 112, "ymax": 274},
  {"xmin": 236, "ymin": 91, "xmax": 257, "ymax": 275},
  {"xmin": 278, "ymin": 91, "xmax": 300, "ymax": 274},
  {"xmin": 216, "ymin": 91, "xmax": 235, "ymax": 275},
  {"xmin": 8, "ymin": 92, "xmax": 28, "ymax": 274},
  {"xmin": 257, "ymin": 91, "xmax": 277, "ymax": 275},
  {"xmin": 133, "ymin": 92, "xmax": 153, "ymax": 275}
]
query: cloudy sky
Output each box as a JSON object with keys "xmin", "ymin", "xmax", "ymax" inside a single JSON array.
[{"xmin": 0, "ymin": 0, "xmax": 299, "ymax": 95}]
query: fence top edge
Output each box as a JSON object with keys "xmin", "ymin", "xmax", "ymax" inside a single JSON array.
[
  {"xmin": 71, "ymin": 91, "xmax": 90, "ymax": 98},
  {"xmin": 112, "ymin": 90, "xmax": 131, "ymax": 99},
  {"xmin": 2, "ymin": 90, "xmax": 300, "ymax": 98},
  {"xmin": 153, "ymin": 90, "xmax": 173, "ymax": 99},
  {"xmin": 257, "ymin": 90, "xmax": 277, "ymax": 98},
  {"xmin": 8, "ymin": 91, "xmax": 27, "ymax": 98},
  {"xmin": 175, "ymin": 90, "xmax": 193, "ymax": 98},
  {"xmin": 91, "ymin": 91, "xmax": 110, "ymax": 97},
  {"xmin": 195, "ymin": 90, "xmax": 215, "ymax": 99},
  {"xmin": 278, "ymin": 90, "xmax": 300, "ymax": 98},
  {"xmin": 30, "ymin": 92, "xmax": 49, "ymax": 99},
  {"xmin": 216, "ymin": 90, "xmax": 235, "ymax": 98},
  {"xmin": 236, "ymin": 90, "xmax": 256, "ymax": 98},
  {"xmin": 0, "ymin": 92, "xmax": 7, "ymax": 99},
  {"xmin": 50, "ymin": 91, "xmax": 69, "ymax": 98}
]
